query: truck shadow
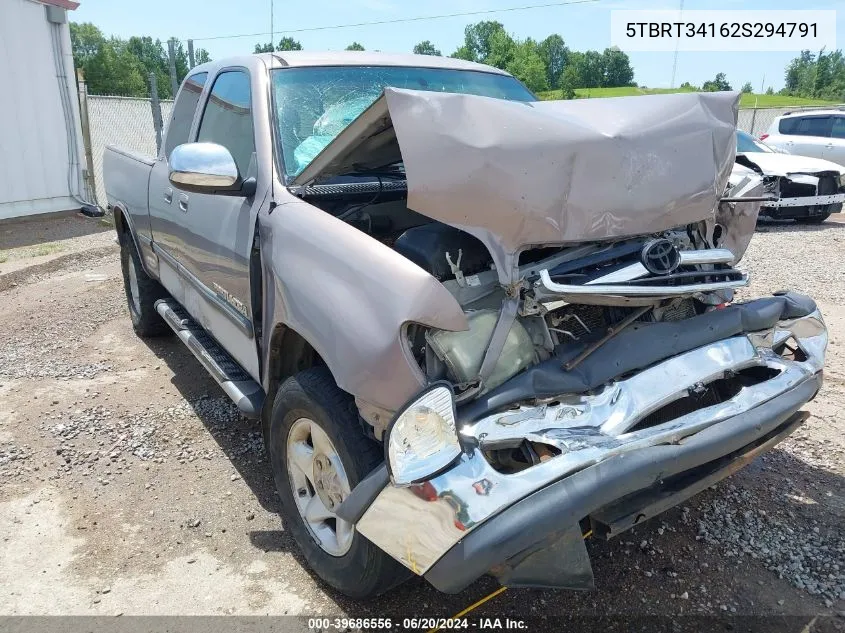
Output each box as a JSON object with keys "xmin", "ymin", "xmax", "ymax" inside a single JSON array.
[
  {"xmin": 141, "ymin": 335, "xmax": 281, "ymax": 516},
  {"xmin": 261, "ymin": 447, "xmax": 843, "ymax": 629},
  {"xmin": 140, "ymin": 336, "xmax": 843, "ymax": 626},
  {"xmin": 757, "ymin": 217, "xmax": 845, "ymax": 233}
]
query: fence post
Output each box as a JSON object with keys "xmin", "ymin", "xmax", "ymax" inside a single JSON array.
[
  {"xmin": 76, "ymin": 73, "xmax": 99, "ymax": 207},
  {"xmin": 749, "ymin": 107, "xmax": 758, "ymax": 136},
  {"xmin": 150, "ymin": 73, "xmax": 163, "ymax": 156},
  {"xmin": 188, "ymin": 39, "xmax": 195, "ymax": 69},
  {"xmin": 167, "ymin": 38, "xmax": 179, "ymax": 98}
]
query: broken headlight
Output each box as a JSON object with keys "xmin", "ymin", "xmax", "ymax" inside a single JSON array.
[{"xmin": 386, "ymin": 383, "xmax": 462, "ymax": 486}]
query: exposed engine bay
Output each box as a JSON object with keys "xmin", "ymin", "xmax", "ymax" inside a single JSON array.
[
  {"xmin": 294, "ymin": 167, "xmax": 766, "ymax": 441},
  {"xmin": 286, "ymin": 89, "xmax": 778, "ymax": 441},
  {"xmin": 279, "ymin": 88, "xmax": 828, "ymax": 593}
]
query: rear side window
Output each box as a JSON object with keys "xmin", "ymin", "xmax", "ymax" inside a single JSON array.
[
  {"xmin": 779, "ymin": 116, "xmax": 832, "ymax": 137},
  {"xmin": 196, "ymin": 70, "xmax": 255, "ymax": 178},
  {"xmin": 164, "ymin": 72, "xmax": 207, "ymax": 159},
  {"xmin": 778, "ymin": 117, "xmax": 798, "ymax": 134},
  {"xmin": 831, "ymin": 116, "xmax": 845, "ymax": 139}
]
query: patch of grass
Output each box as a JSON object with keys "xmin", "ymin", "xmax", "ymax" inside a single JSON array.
[
  {"xmin": 738, "ymin": 93, "xmax": 839, "ymax": 108},
  {"xmin": 537, "ymin": 87, "xmax": 840, "ymax": 109},
  {"xmin": 29, "ymin": 242, "xmax": 65, "ymax": 258},
  {"xmin": 0, "ymin": 251, "xmax": 7, "ymax": 264}
]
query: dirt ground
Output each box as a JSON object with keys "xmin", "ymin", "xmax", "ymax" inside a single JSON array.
[{"xmin": 0, "ymin": 215, "xmax": 844, "ymax": 631}]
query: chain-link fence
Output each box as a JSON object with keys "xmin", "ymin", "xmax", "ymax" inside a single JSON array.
[{"xmin": 84, "ymin": 91, "xmax": 172, "ymax": 208}]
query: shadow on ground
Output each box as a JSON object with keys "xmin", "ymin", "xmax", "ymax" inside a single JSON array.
[
  {"xmin": 757, "ymin": 217, "xmax": 845, "ymax": 233},
  {"xmin": 141, "ymin": 334, "xmax": 280, "ymax": 513},
  {"xmin": 141, "ymin": 331, "xmax": 844, "ymax": 631}
]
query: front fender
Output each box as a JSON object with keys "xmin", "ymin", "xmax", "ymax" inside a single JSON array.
[{"xmin": 259, "ymin": 200, "xmax": 468, "ymax": 412}]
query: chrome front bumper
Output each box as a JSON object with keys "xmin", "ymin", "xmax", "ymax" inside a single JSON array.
[{"xmin": 356, "ymin": 309, "xmax": 826, "ymax": 578}]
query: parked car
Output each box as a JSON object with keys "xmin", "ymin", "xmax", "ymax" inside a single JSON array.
[
  {"xmin": 761, "ymin": 110, "xmax": 845, "ymax": 166},
  {"xmin": 736, "ymin": 130, "xmax": 845, "ymax": 223},
  {"xmin": 103, "ymin": 57, "xmax": 827, "ymax": 599}
]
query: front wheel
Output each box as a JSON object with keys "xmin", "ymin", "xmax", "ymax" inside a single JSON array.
[{"xmin": 267, "ymin": 367, "xmax": 410, "ymax": 599}]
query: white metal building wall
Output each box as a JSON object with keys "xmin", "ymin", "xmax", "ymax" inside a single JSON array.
[{"xmin": 0, "ymin": 0, "xmax": 86, "ymax": 219}]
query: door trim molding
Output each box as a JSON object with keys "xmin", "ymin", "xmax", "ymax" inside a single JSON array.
[{"xmin": 152, "ymin": 241, "xmax": 254, "ymax": 339}]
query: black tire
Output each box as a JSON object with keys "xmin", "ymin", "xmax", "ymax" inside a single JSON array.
[
  {"xmin": 796, "ymin": 212, "xmax": 831, "ymax": 225},
  {"xmin": 267, "ymin": 366, "xmax": 410, "ymax": 599},
  {"xmin": 118, "ymin": 231, "xmax": 171, "ymax": 337}
]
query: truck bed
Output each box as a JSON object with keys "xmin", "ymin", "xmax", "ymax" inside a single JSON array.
[{"xmin": 102, "ymin": 145, "xmax": 154, "ymax": 223}]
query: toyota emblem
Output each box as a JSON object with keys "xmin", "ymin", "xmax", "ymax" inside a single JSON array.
[{"xmin": 641, "ymin": 239, "xmax": 681, "ymax": 275}]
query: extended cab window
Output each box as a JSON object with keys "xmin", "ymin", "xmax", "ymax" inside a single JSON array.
[
  {"xmin": 164, "ymin": 72, "xmax": 207, "ymax": 159},
  {"xmin": 197, "ymin": 70, "xmax": 255, "ymax": 178}
]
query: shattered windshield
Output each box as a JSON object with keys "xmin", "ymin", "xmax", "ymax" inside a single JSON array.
[{"xmin": 271, "ymin": 66, "xmax": 536, "ymax": 178}]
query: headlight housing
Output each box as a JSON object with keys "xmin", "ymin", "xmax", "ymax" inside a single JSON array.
[{"xmin": 386, "ymin": 383, "xmax": 462, "ymax": 486}]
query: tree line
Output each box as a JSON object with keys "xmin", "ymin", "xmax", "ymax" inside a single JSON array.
[
  {"xmin": 70, "ymin": 23, "xmax": 211, "ymax": 98},
  {"xmin": 782, "ymin": 49, "xmax": 845, "ymax": 101},
  {"xmin": 683, "ymin": 49, "xmax": 845, "ymax": 101}
]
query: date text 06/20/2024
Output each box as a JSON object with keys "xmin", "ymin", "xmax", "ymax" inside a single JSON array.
[{"xmin": 307, "ymin": 618, "xmax": 527, "ymax": 630}]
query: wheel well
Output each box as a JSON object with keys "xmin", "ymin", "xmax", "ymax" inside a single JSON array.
[
  {"xmin": 270, "ymin": 325, "xmax": 323, "ymax": 382},
  {"xmin": 112, "ymin": 205, "xmax": 130, "ymax": 241},
  {"xmin": 261, "ymin": 325, "xmax": 325, "ymax": 439}
]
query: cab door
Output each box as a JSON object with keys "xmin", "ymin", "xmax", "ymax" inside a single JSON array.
[
  {"xmin": 168, "ymin": 68, "xmax": 262, "ymax": 379},
  {"xmin": 148, "ymin": 72, "xmax": 208, "ymax": 267}
]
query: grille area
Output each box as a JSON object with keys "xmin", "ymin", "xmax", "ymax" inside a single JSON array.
[
  {"xmin": 552, "ymin": 299, "xmax": 698, "ymax": 342},
  {"xmin": 780, "ymin": 179, "xmax": 816, "ymax": 198},
  {"xmin": 817, "ymin": 174, "xmax": 838, "ymax": 196},
  {"xmin": 629, "ymin": 366, "xmax": 781, "ymax": 433}
]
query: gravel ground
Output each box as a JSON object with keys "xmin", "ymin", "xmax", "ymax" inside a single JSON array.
[{"xmin": 0, "ymin": 216, "xmax": 843, "ymax": 630}]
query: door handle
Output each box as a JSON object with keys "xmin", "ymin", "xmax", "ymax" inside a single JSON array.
[
  {"xmin": 163, "ymin": 188, "xmax": 173, "ymax": 204},
  {"xmin": 178, "ymin": 193, "xmax": 189, "ymax": 213}
]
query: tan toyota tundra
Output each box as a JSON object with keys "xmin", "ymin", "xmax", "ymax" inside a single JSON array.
[{"xmin": 103, "ymin": 51, "xmax": 827, "ymax": 598}]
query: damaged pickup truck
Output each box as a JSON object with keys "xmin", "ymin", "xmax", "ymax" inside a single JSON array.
[{"xmin": 103, "ymin": 52, "xmax": 827, "ymax": 599}]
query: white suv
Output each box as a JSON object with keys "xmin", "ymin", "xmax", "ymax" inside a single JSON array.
[{"xmin": 762, "ymin": 110, "xmax": 845, "ymax": 167}]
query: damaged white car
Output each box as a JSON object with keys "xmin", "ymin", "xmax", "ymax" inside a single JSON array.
[
  {"xmin": 735, "ymin": 130, "xmax": 845, "ymax": 224},
  {"xmin": 103, "ymin": 53, "xmax": 827, "ymax": 599}
]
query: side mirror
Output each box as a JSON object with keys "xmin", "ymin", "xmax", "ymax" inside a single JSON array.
[{"xmin": 169, "ymin": 142, "xmax": 256, "ymax": 197}]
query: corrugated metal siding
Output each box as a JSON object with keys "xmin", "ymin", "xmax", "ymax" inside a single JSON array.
[{"xmin": 0, "ymin": 0, "xmax": 79, "ymax": 219}]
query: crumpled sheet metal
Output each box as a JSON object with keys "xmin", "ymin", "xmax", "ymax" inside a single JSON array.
[
  {"xmin": 709, "ymin": 165, "xmax": 766, "ymax": 263},
  {"xmin": 383, "ymin": 88, "xmax": 740, "ymax": 281}
]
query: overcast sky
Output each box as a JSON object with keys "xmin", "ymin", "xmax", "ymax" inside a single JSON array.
[{"xmin": 73, "ymin": 0, "xmax": 843, "ymax": 91}]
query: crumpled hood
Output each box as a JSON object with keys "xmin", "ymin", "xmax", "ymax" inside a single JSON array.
[
  {"xmin": 293, "ymin": 88, "xmax": 740, "ymax": 283},
  {"xmin": 737, "ymin": 151, "xmax": 845, "ymax": 177}
]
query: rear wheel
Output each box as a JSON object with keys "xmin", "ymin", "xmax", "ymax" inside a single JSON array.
[
  {"xmin": 796, "ymin": 212, "xmax": 832, "ymax": 225},
  {"xmin": 118, "ymin": 231, "xmax": 171, "ymax": 337},
  {"xmin": 795, "ymin": 202, "xmax": 839, "ymax": 225},
  {"xmin": 267, "ymin": 367, "xmax": 409, "ymax": 599}
]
